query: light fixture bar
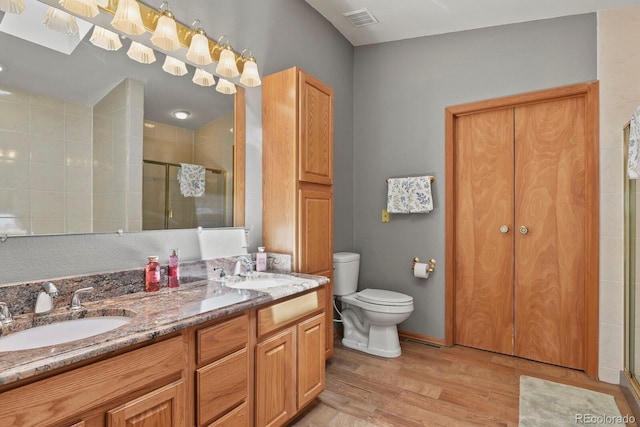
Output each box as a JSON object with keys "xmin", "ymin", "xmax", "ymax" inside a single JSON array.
[{"xmin": 100, "ymin": 0, "xmax": 248, "ymax": 72}]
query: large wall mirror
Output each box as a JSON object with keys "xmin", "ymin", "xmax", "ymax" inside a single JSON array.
[{"xmin": 0, "ymin": 0, "xmax": 245, "ymax": 236}]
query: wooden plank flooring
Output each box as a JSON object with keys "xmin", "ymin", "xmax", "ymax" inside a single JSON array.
[{"xmin": 292, "ymin": 339, "xmax": 638, "ymax": 426}]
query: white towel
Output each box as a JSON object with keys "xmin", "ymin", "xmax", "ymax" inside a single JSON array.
[
  {"xmin": 408, "ymin": 176, "xmax": 434, "ymax": 213},
  {"xmin": 629, "ymin": 106, "xmax": 640, "ymax": 179},
  {"xmin": 386, "ymin": 178, "xmax": 410, "ymax": 213},
  {"xmin": 177, "ymin": 163, "xmax": 206, "ymax": 197}
]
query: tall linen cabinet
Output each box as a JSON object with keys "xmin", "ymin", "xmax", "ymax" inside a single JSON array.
[{"xmin": 262, "ymin": 66, "xmax": 334, "ymax": 358}]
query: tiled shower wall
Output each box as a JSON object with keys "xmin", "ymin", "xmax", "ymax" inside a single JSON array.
[
  {"xmin": 597, "ymin": 6, "xmax": 640, "ymax": 383},
  {"xmin": 93, "ymin": 78, "xmax": 144, "ymax": 233},
  {"xmin": 0, "ymin": 86, "xmax": 92, "ymax": 235}
]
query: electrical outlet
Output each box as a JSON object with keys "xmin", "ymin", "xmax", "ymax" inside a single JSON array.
[{"xmin": 381, "ymin": 209, "xmax": 390, "ymax": 223}]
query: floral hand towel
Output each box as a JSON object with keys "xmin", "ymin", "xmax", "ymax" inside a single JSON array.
[
  {"xmin": 629, "ymin": 106, "xmax": 640, "ymax": 179},
  {"xmin": 408, "ymin": 176, "xmax": 433, "ymax": 213},
  {"xmin": 387, "ymin": 178, "xmax": 410, "ymax": 213},
  {"xmin": 177, "ymin": 163, "xmax": 206, "ymax": 197}
]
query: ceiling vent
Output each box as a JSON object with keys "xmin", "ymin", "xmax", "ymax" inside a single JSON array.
[{"xmin": 343, "ymin": 8, "xmax": 378, "ymax": 28}]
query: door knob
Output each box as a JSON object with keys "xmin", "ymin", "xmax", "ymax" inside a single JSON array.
[
  {"xmin": 500, "ymin": 225, "xmax": 510, "ymax": 234},
  {"xmin": 519, "ymin": 225, "xmax": 528, "ymax": 235}
]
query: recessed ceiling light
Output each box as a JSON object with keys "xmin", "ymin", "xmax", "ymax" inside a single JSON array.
[{"xmin": 173, "ymin": 111, "xmax": 190, "ymax": 120}]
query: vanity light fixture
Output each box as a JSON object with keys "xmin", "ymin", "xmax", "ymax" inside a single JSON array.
[
  {"xmin": 59, "ymin": 0, "xmax": 99, "ymax": 18},
  {"xmin": 162, "ymin": 55, "xmax": 187, "ymax": 76},
  {"xmin": 215, "ymin": 78, "xmax": 237, "ymax": 95},
  {"xmin": 150, "ymin": 1, "xmax": 180, "ymax": 51},
  {"xmin": 0, "ymin": 0, "xmax": 24, "ymax": 14},
  {"xmin": 89, "ymin": 25, "xmax": 122, "ymax": 51},
  {"xmin": 173, "ymin": 111, "xmax": 190, "ymax": 120},
  {"xmin": 186, "ymin": 20, "xmax": 212, "ymax": 65},
  {"xmin": 239, "ymin": 49, "xmax": 261, "ymax": 87},
  {"xmin": 110, "ymin": 0, "xmax": 144, "ymax": 36},
  {"xmin": 127, "ymin": 41, "xmax": 156, "ymax": 64},
  {"xmin": 42, "ymin": 6, "xmax": 79, "ymax": 35},
  {"xmin": 192, "ymin": 68, "xmax": 215, "ymax": 87},
  {"xmin": 0, "ymin": 64, "xmax": 5, "ymax": 72},
  {"xmin": 215, "ymin": 36, "xmax": 240, "ymax": 78}
]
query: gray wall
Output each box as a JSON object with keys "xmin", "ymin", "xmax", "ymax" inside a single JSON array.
[
  {"xmin": 352, "ymin": 14, "xmax": 597, "ymax": 339},
  {"xmin": 1, "ymin": 0, "xmax": 355, "ymax": 285}
]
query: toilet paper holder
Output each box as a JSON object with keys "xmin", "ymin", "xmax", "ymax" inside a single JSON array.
[{"xmin": 412, "ymin": 257, "xmax": 436, "ymax": 272}]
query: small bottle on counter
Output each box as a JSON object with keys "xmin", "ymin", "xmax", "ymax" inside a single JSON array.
[
  {"xmin": 145, "ymin": 256, "xmax": 160, "ymax": 292},
  {"xmin": 256, "ymin": 246, "xmax": 267, "ymax": 272},
  {"xmin": 168, "ymin": 249, "xmax": 180, "ymax": 288}
]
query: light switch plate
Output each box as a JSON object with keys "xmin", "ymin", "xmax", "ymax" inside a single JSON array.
[{"xmin": 382, "ymin": 209, "xmax": 390, "ymax": 223}]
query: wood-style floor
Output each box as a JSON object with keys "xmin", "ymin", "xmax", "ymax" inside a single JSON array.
[{"xmin": 292, "ymin": 338, "xmax": 638, "ymax": 427}]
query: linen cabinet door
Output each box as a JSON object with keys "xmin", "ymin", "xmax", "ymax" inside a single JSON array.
[
  {"xmin": 297, "ymin": 187, "xmax": 333, "ymax": 274},
  {"xmin": 298, "ymin": 71, "xmax": 334, "ymax": 185}
]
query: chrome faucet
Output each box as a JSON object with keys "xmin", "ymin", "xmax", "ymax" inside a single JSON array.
[
  {"xmin": 69, "ymin": 287, "xmax": 94, "ymax": 311},
  {"xmin": 34, "ymin": 282, "xmax": 59, "ymax": 316},
  {"xmin": 212, "ymin": 267, "xmax": 226, "ymax": 278},
  {"xmin": 0, "ymin": 302, "xmax": 13, "ymax": 324},
  {"xmin": 233, "ymin": 256, "xmax": 254, "ymax": 276}
]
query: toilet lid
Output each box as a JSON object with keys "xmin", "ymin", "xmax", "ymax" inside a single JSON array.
[{"xmin": 356, "ymin": 289, "xmax": 413, "ymax": 306}]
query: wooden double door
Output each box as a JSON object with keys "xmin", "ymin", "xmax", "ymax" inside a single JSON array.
[{"xmin": 445, "ymin": 82, "xmax": 599, "ymax": 375}]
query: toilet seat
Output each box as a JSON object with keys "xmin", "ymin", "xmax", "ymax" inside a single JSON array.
[
  {"xmin": 341, "ymin": 289, "xmax": 414, "ymax": 314},
  {"xmin": 356, "ymin": 289, "xmax": 413, "ymax": 306}
]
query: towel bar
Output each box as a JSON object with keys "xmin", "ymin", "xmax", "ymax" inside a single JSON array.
[{"xmin": 386, "ymin": 176, "xmax": 435, "ymax": 183}]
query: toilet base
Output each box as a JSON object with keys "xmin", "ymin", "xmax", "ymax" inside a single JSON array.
[{"xmin": 342, "ymin": 324, "xmax": 403, "ymax": 358}]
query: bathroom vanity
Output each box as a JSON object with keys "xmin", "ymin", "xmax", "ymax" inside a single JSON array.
[{"xmin": 0, "ymin": 269, "xmax": 329, "ymax": 427}]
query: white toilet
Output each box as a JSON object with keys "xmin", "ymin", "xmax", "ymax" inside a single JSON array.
[{"xmin": 333, "ymin": 252, "xmax": 414, "ymax": 358}]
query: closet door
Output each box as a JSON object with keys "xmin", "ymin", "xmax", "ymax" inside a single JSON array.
[
  {"xmin": 453, "ymin": 108, "xmax": 515, "ymax": 355},
  {"xmin": 514, "ymin": 97, "xmax": 587, "ymax": 369}
]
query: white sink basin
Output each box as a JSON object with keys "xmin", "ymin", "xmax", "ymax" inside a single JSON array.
[
  {"xmin": 224, "ymin": 277, "xmax": 296, "ymax": 290},
  {"xmin": 0, "ymin": 316, "xmax": 132, "ymax": 352}
]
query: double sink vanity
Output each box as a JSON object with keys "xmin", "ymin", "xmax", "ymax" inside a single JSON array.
[{"xmin": 0, "ymin": 258, "xmax": 329, "ymax": 427}]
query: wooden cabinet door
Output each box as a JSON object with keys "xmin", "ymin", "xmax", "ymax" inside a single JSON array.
[
  {"xmin": 107, "ymin": 379, "xmax": 185, "ymax": 427},
  {"xmin": 297, "ymin": 187, "xmax": 333, "ymax": 274},
  {"xmin": 255, "ymin": 329, "xmax": 296, "ymax": 427},
  {"xmin": 514, "ymin": 97, "xmax": 587, "ymax": 370},
  {"xmin": 298, "ymin": 71, "xmax": 333, "ymax": 185},
  {"xmin": 297, "ymin": 313, "xmax": 326, "ymax": 409},
  {"xmin": 453, "ymin": 108, "xmax": 515, "ymax": 355}
]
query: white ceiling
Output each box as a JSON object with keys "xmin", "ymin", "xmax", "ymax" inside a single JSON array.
[{"xmin": 305, "ymin": 0, "xmax": 640, "ymax": 46}]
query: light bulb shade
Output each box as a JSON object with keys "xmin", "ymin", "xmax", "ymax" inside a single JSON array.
[
  {"xmin": 162, "ymin": 56, "xmax": 187, "ymax": 76},
  {"xmin": 0, "ymin": 0, "xmax": 25, "ymax": 14},
  {"xmin": 90, "ymin": 26, "xmax": 122, "ymax": 51},
  {"xmin": 239, "ymin": 60, "xmax": 261, "ymax": 87},
  {"xmin": 151, "ymin": 14, "xmax": 180, "ymax": 51},
  {"xmin": 42, "ymin": 7, "xmax": 79, "ymax": 35},
  {"xmin": 215, "ymin": 78, "xmax": 237, "ymax": 95},
  {"xmin": 59, "ymin": 0, "xmax": 99, "ymax": 18},
  {"xmin": 127, "ymin": 41, "xmax": 156, "ymax": 64},
  {"xmin": 186, "ymin": 33, "xmax": 212, "ymax": 65},
  {"xmin": 215, "ymin": 48, "xmax": 240, "ymax": 78},
  {"xmin": 111, "ymin": 0, "xmax": 144, "ymax": 36},
  {"xmin": 193, "ymin": 68, "xmax": 215, "ymax": 87}
]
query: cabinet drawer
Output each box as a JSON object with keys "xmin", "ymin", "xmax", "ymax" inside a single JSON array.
[
  {"xmin": 197, "ymin": 348, "xmax": 248, "ymax": 425},
  {"xmin": 258, "ymin": 288, "xmax": 325, "ymax": 338},
  {"xmin": 197, "ymin": 314, "xmax": 248, "ymax": 364},
  {"xmin": 207, "ymin": 402, "xmax": 248, "ymax": 427}
]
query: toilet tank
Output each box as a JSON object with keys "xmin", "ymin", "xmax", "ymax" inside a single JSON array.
[{"xmin": 333, "ymin": 252, "xmax": 360, "ymax": 296}]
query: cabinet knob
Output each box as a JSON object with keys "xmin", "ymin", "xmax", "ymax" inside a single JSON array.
[
  {"xmin": 499, "ymin": 225, "xmax": 510, "ymax": 234},
  {"xmin": 519, "ymin": 225, "xmax": 529, "ymax": 235}
]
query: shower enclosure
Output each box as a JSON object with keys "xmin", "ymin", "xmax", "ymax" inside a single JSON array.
[
  {"xmin": 624, "ymin": 122, "xmax": 640, "ymax": 416},
  {"xmin": 142, "ymin": 160, "xmax": 229, "ymax": 230}
]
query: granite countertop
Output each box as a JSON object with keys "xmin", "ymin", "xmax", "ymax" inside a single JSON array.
[{"xmin": 0, "ymin": 272, "xmax": 328, "ymax": 387}]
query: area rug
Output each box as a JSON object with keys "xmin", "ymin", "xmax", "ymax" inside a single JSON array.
[{"xmin": 519, "ymin": 376, "xmax": 626, "ymax": 426}]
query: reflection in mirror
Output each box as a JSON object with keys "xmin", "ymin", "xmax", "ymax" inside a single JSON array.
[{"xmin": 0, "ymin": 0, "xmax": 245, "ymax": 236}]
